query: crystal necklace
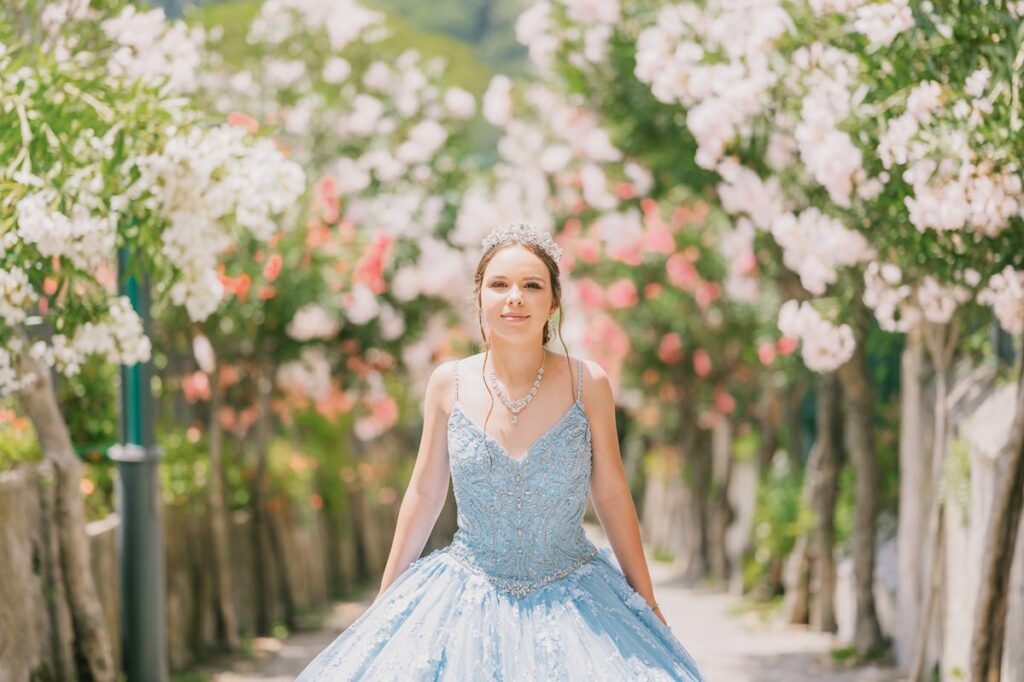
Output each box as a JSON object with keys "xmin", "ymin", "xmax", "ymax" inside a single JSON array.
[{"xmin": 486, "ymin": 355, "xmax": 545, "ymax": 424}]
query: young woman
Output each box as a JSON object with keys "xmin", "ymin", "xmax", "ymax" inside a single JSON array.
[{"xmin": 298, "ymin": 223, "xmax": 706, "ymax": 680}]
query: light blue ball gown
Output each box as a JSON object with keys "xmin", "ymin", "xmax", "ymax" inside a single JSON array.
[{"xmin": 297, "ymin": 359, "xmax": 706, "ymax": 681}]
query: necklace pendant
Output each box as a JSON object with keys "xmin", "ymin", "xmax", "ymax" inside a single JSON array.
[{"xmin": 511, "ymin": 413, "xmax": 518, "ymax": 424}]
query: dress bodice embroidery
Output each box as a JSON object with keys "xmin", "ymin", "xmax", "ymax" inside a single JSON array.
[{"xmin": 445, "ymin": 357, "xmax": 599, "ymax": 598}]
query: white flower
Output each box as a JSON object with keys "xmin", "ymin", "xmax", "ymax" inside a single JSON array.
[
  {"xmin": 378, "ymin": 303, "xmax": 406, "ymax": 341},
  {"xmin": 192, "ymin": 333, "xmax": 215, "ymax": 374},
  {"xmin": 564, "ymin": 0, "xmax": 620, "ymax": 25},
  {"xmin": 322, "ymin": 57, "xmax": 352, "ymax": 84},
  {"xmin": 287, "ymin": 304, "xmax": 340, "ymax": 341},
  {"xmin": 344, "ymin": 284, "xmax": 380, "ymax": 325},
  {"xmin": 978, "ymin": 267, "xmax": 1024, "ymax": 336},
  {"xmin": 594, "ymin": 209, "xmax": 644, "ymax": 253},
  {"xmin": 771, "ymin": 209, "xmax": 875, "ymax": 295},
  {"xmin": 16, "ymin": 191, "xmax": 117, "ymax": 272},
  {"xmin": 906, "ymin": 81, "xmax": 942, "ymax": 122},
  {"xmin": 276, "ymin": 346, "xmax": 332, "ymax": 401},
  {"xmin": 716, "ymin": 160, "xmax": 786, "ymax": 230},
  {"xmin": 853, "ymin": 0, "xmax": 914, "ymax": 49},
  {"xmin": 579, "ymin": 164, "xmax": 617, "ymax": 211},
  {"xmin": 965, "ymin": 68, "xmax": 991, "ymax": 97},
  {"xmin": 346, "ymin": 94, "xmax": 385, "ymax": 136},
  {"xmin": 102, "ymin": 6, "xmax": 203, "ymax": 93},
  {"xmin": 395, "ymin": 119, "xmax": 448, "ymax": 164},
  {"xmin": 0, "ymin": 267, "xmax": 37, "ymax": 326},
  {"xmin": 444, "ymin": 87, "xmax": 476, "ymax": 119},
  {"xmin": 483, "ymin": 75, "xmax": 513, "ymax": 127},
  {"xmin": 778, "ymin": 300, "xmax": 856, "ymax": 372}
]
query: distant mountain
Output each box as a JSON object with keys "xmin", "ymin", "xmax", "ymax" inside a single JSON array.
[
  {"xmin": 188, "ymin": 0, "xmax": 509, "ymax": 94},
  {"xmin": 365, "ymin": 0, "xmax": 530, "ymax": 76},
  {"xmin": 181, "ymin": 0, "xmax": 531, "ymax": 82}
]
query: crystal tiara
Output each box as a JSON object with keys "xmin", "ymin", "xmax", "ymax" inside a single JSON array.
[{"xmin": 480, "ymin": 222, "xmax": 563, "ymax": 263}]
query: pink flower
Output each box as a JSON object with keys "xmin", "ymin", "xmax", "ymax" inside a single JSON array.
[
  {"xmin": 657, "ymin": 333, "xmax": 683, "ymax": 364},
  {"xmin": 757, "ymin": 343, "xmax": 777, "ymax": 365},
  {"xmin": 695, "ymin": 282, "xmax": 720, "ymax": 309},
  {"xmin": 714, "ymin": 390, "xmax": 736, "ymax": 414},
  {"xmin": 371, "ymin": 396, "xmax": 399, "ymax": 429},
  {"xmin": 576, "ymin": 278, "xmax": 606, "ymax": 310},
  {"xmin": 227, "ymin": 111, "xmax": 259, "ymax": 133},
  {"xmin": 666, "ymin": 253, "xmax": 699, "ymax": 291},
  {"xmin": 608, "ymin": 246, "xmax": 643, "ymax": 266},
  {"xmin": 735, "ymin": 252, "xmax": 757, "ymax": 275},
  {"xmin": 645, "ymin": 283, "xmax": 663, "ymax": 300},
  {"xmin": 182, "ymin": 371, "xmax": 210, "ymax": 403},
  {"xmin": 576, "ymin": 238, "xmax": 601, "ymax": 263},
  {"xmin": 606, "ymin": 279, "xmax": 639, "ymax": 308},
  {"xmin": 777, "ymin": 336, "xmax": 799, "ymax": 356},
  {"xmin": 643, "ymin": 226, "xmax": 675, "ymax": 254},
  {"xmin": 693, "ymin": 349, "xmax": 713, "ymax": 377},
  {"xmin": 263, "ymin": 253, "xmax": 283, "ymax": 281}
]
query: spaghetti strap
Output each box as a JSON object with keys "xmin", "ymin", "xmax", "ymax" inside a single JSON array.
[
  {"xmin": 453, "ymin": 359, "xmax": 460, "ymax": 403},
  {"xmin": 575, "ymin": 358, "xmax": 584, "ymax": 403}
]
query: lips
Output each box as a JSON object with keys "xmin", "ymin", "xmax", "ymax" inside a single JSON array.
[{"xmin": 501, "ymin": 314, "xmax": 529, "ymax": 320}]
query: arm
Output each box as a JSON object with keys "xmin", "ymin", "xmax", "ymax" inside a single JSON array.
[
  {"xmin": 583, "ymin": 361, "xmax": 668, "ymax": 626},
  {"xmin": 375, "ymin": 361, "xmax": 454, "ymax": 598}
]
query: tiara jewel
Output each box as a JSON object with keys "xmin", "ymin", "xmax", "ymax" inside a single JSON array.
[{"xmin": 481, "ymin": 222, "xmax": 563, "ymax": 263}]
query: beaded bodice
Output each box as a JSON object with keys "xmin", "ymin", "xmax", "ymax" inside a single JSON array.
[{"xmin": 445, "ymin": 358, "xmax": 599, "ymax": 598}]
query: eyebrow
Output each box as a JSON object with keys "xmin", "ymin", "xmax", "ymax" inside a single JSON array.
[{"xmin": 489, "ymin": 275, "xmax": 547, "ymax": 282}]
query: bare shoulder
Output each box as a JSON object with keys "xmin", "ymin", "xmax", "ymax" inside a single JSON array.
[
  {"xmin": 425, "ymin": 359, "xmax": 458, "ymax": 413},
  {"xmin": 573, "ymin": 357, "xmax": 612, "ymax": 408}
]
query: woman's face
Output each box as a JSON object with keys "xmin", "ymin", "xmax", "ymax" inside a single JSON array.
[{"xmin": 480, "ymin": 244, "xmax": 556, "ymax": 344}]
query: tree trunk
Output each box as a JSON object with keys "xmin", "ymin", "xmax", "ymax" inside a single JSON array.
[
  {"xmin": 707, "ymin": 416, "xmax": 733, "ymax": 582},
  {"xmin": 206, "ymin": 366, "xmax": 240, "ymax": 650},
  {"xmin": 897, "ymin": 328, "xmax": 935, "ymax": 667},
  {"xmin": 910, "ymin": 321, "xmax": 959, "ymax": 681},
  {"xmin": 249, "ymin": 368, "xmax": 295, "ymax": 632},
  {"xmin": 810, "ymin": 373, "xmax": 843, "ymax": 633},
  {"xmin": 679, "ymin": 404, "xmax": 711, "ymax": 582},
  {"xmin": 17, "ymin": 351, "xmax": 116, "ymax": 682},
  {"xmin": 970, "ymin": 337, "xmax": 1024, "ymax": 682},
  {"xmin": 836, "ymin": 315, "xmax": 886, "ymax": 657},
  {"xmin": 783, "ymin": 373, "xmax": 842, "ymax": 629}
]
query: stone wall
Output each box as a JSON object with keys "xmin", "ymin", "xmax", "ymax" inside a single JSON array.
[{"xmin": 0, "ymin": 460, "xmax": 447, "ymax": 678}]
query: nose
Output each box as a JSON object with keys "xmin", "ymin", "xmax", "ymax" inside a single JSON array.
[{"xmin": 506, "ymin": 285, "xmax": 524, "ymax": 305}]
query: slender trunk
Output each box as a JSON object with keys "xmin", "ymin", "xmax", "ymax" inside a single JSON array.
[
  {"xmin": 782, "ymin": 532, "xmax": 812, "ymax": 624},
  {"xmin": 17, "ymin": 351, "xmax": 116, "ymax": 682},
  {"xmin": 811, "ymin": 374, "xmax": 843, "ymax": 633},
  {"xmin": 707, "ymin": 416, "xmax": 733, "ymax": 582},
  {"xmin": 836, "ymin": 314, "xmax": 886, "ymax": 657},
  {"xmin": 970, "ymin": 336, "xmax": 1024, "ymax": 682},
  {"xmin": 783, "ymin": 373, "xmax": 842, "ymax": 628},
  {"xmin": 206, "ymin": 366, "xmax": 240, "ymax": 650},
  {"xmin": 897, "ymin": 328, "xmax": 934, "ymax": 666},
  {"xmin": 910, "ymin": 321, "xmax": 959, "ymax": 681},
  {"xmin": 672, "ymin": 389, "xmax": 709, "ymax": 581}
]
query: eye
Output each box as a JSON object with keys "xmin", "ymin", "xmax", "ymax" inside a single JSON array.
[
  {"xmin": 527, "ymin": 282, "xmax": 543, "ymax": 289},
  {"xmin": 490, "ymin": 281, "xmax": 507, "ymax": 288}
]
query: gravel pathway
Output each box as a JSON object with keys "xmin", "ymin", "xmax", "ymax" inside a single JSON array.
[{"xmin": 201, "ymin": 527, "xmax": 903, "ymax": 681}]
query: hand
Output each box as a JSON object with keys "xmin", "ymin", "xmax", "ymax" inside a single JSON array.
[{"xmin": 652, "ymin": 605, "xmax": 668, "ymax": 627}]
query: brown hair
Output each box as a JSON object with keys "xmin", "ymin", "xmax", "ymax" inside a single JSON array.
[{"xmin": 472, "ymin": 241, "xmax": 575, "ymax": 468}]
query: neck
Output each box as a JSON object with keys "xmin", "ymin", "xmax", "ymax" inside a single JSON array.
[{"xmin": 486, "ymin": 340, "xmax": 546, "ymax": 387}]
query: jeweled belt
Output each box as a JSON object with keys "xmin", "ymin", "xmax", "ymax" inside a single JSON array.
[{"xmin": 446, "ymin": 542, "xmax": 600, "ymax": 598}]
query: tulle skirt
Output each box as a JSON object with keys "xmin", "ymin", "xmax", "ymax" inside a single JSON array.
[{"xmin": 296, "ymin": 546, "xmax": 705, "ymax": 681}]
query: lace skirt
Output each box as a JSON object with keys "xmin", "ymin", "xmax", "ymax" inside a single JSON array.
[{"xmin": 296, "ymin": 546, "xmax": 706, "ymax": 681}]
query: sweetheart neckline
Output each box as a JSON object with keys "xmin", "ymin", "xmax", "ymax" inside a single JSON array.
[{"xmin": 448, "ymin": 400, "xmax": 587, "ymax": 465}]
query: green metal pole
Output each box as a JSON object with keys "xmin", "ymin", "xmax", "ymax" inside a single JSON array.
[{"xmin": 109, "ymin": 246, "xmax": 167, "ymax": 682}]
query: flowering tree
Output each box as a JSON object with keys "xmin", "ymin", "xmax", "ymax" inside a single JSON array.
[
  {"xmin": 1, "ymin": 2, "xmax": 303, "ymax": 677},
  {"xmin": 515, "ymin": 0, "xmax": 1024, "ymax": 672}
]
